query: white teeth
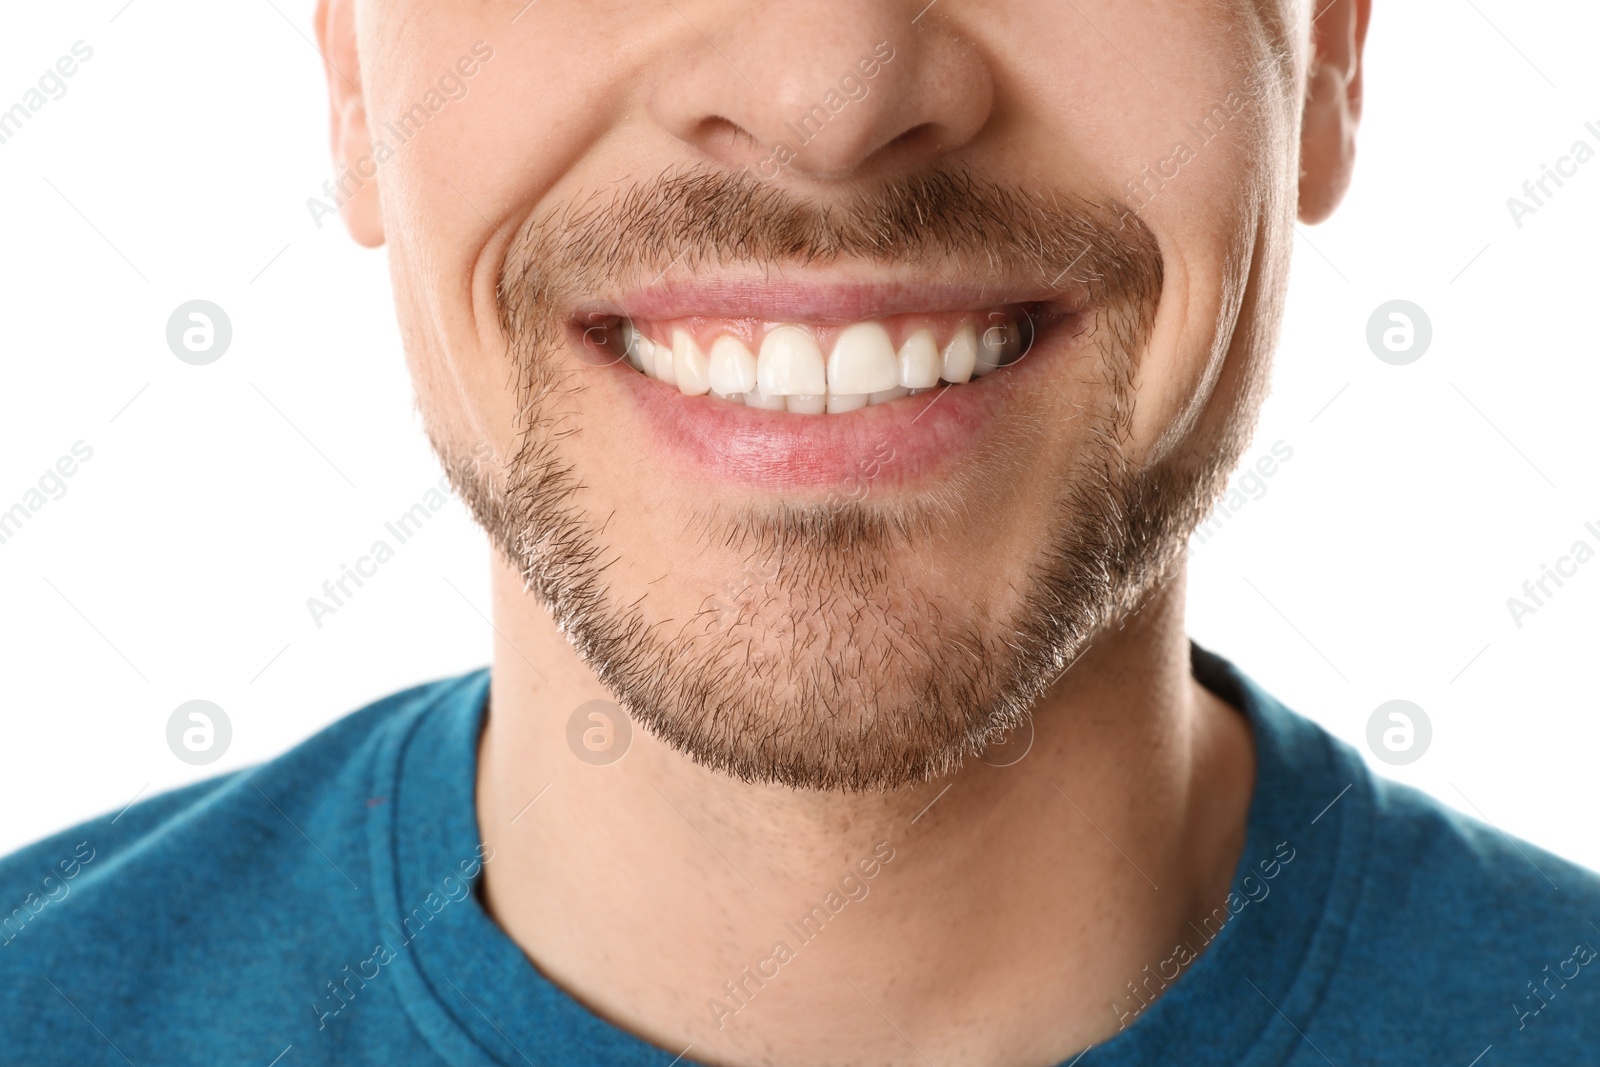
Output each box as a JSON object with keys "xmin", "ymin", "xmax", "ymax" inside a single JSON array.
[
  {"xmin": 743, "ymin": 381, "xmax": 787, "ymax": 410},
  {"xmin": 673, "ymin": 330, "xmax": 711, "ymax": 395},
  {"xmin": 941, "ymin": 325, "xmax": 977, "ymax": 384},
  {"xmin": 897, "ymin": 329, "xmax": 942, "ymax": 389},
  {"xmin": 626, "ymin": 314, "xmax": 1020, "ymax": 408},
  {"xmin": 975, "ymin": 318, "xmax": 1016, "ymax": 377},
  {"xmin": 758, "ymin": 326, "xmax": 827, "ymax": 396},
  {"xmin": 708, "ymin": 335, "xmax": 758, "ymax": 395},
  {"xmin": 827, "ymin": 392, "xmax": 869, "ymax": 413},
  {"xmin": 619, "ymin": 321, "xmax": 646, "ymax": 371},
  {"xmin": 826, "ymin": 322, "xmax": 899, "ymax": 395},
  {"xmin": 633, "ymin": 334, "xmax": 656, "ymax": 375},
  {"xmin": 651, "ymin": 335, "xmax": 677, "ymax": 386}
]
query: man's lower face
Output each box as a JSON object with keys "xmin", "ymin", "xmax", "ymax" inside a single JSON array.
[{"xmin": 434, "ymin": 167, "xmax": 1218, "ymax": 792}]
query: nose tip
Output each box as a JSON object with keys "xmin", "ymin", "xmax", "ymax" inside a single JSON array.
[{"xmin": 650, "ymin": 7, "xmax": 994, "ymax": 183}]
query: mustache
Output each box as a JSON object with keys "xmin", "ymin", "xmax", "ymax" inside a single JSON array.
[{"xmin": 495, "ymin": 165, "xmax": 1164, "ymax": 352}]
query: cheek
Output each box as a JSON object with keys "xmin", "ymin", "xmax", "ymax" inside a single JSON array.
[
  {"xmin": 1129, "ymin": 194, "xmax": 1257, "ymax": 465},
  {"xmin": 390, "ymin": 251, "xmax": 526, "ymax": 468},
  {"xmin": 1122, "ymin": 104, "xmax": 1293, "ymax": 468},
  {"xmin": 361, "ymin": 3, "xmax": 642, "ymax": 463},
  {"xmin": 989, "ymin": 6, "xmax": 1294, "ymax": 468}
]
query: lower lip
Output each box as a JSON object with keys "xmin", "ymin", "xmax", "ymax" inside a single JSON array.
[{"xmin": 591, "ymin": 332, "xmax": 1063, "ymax": 493}]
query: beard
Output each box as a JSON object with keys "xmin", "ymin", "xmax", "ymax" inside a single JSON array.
[{"xmin": 432, "ymin": 166, "xmax": 1234, "ymax": 792}]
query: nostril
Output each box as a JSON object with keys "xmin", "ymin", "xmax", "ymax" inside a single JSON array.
[
  {"xmin": 694, "ymin": 115, "xmax": 757, "ymax": 152},
  {"xmin": 880, "ymin": 122, "xmax": 945, "ymax": 158}
]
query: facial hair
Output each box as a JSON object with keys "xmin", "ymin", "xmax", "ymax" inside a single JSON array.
[{"xmin": 433, "ymin": 166, "xmax": 1233, "ymax": 792}]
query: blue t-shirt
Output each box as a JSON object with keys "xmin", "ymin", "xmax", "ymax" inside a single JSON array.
[{"xmin": 2, "ymin": 644, "xmax": 1597, "ymax": 1065}]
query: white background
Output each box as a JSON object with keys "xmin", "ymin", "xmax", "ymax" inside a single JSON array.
[{"xmin": 1, "ymin": 1, "xmax": 1596, "ymax": 871}]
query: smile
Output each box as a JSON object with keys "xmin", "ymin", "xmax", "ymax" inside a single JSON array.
[
  {"xmin": 587, "ymin": 308, "xmax": 1039, "ymax": 414},
  {"xmin": 565, "ymin": 279, "xmax": 1091, "ymax": 489}
]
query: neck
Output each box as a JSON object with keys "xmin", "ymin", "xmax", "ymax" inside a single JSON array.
[{"xmin": 476, "ymin": 555, "xmax": 1255, "ymax": 1067}]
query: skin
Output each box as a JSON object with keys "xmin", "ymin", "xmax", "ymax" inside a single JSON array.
[{"xmin": 314, "ymin": 1, "xmax": 1371, "ymax": 1064}]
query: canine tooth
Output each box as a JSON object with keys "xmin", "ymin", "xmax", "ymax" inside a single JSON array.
[
  {"xmin": 708, "ymin": 335, "xmax": 758, "ymax": 395},
  {"xmin": 673, "ymin": 330, "xmax": 711, "ymax": 395},
  {"xmin": 827, "ymin": 393, "xmax": 869, "ymax": 413},
  {"xmin": 941, "ymin": 324, "xmax": 977, "ymax": 383},
  {"xmin": 744, "ymin": 381, "xmax": 787, "ymax": 410},
  {"xmin": 974, "ymin": 318, "xmax": 1018, "ymax": 376},
  {"xmin": 868, "ymin": 386, "xmax": 909, "ymax": 406},
  {"xmin": 786, "ymin": 394, "xmax": 826, "ymax": 414},
  {"xmin": 758, "ymin": 326, "xmax": 826, "ymax": 396},
  {"xmin": 827, "ymin": 322, "xmax": 898, "ymax": 394},
  {"xmin": 897, "ymin": 329, "xmax": 942, "ymax": 388},
  {"xmin": 644, "ymin": 336, "xmax": 668, "ymax": 378},
  {"xmin": 651, "ymin": 334, "xmax": 677, "ymax": 385}
]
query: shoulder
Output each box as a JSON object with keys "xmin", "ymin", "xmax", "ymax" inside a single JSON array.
[
  {"xmin": 1352, "ymin": 770, "xmax": 1600, "ymax": 966},
  {"xmin": 1321, "ymin": 746, "xmax": 1600, "ymax": 1058},
  {"xmin": 0, "ymin": 671, "xmax": 470, "ymax": 893},
  {"xmin": 0, "ymin": 670, "xmax": 485, "ymax": 1063},
  {"xmin": 1200, "ymin": 645, "xmax": 1600, "ymax": 1060}
]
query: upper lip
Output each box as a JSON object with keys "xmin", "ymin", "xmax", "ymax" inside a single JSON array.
[{"xmin": 574, "ymin": 268, "xmax": 1092, "ymax": 325}]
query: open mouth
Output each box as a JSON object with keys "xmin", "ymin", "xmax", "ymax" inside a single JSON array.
[
  {"xmin": 557, "ymin": 279, "xmax": 1095, "ymax": 487},
  {"xmin": 580, "ymin": 307, "xmax": 1040, "ymax": 414}
]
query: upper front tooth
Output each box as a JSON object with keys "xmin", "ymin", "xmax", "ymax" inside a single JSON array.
[
  {"xmin": 632, "ymin": 317, "xmax": 1009, "ymax": 404},
  {"xmin": 827, "ymin": 322, "xmax": 899, "ymax": 395},
  {"xmin": 897, "ymin": 329, "xmax": 942, "ymax": 388},
  {"xmin": 708, "ymin": 335, "xmax": 758, "ymax": 395},
  {"xmin": 942, "ymin": 325, "xmax": 977, "ymax": 383},
  {"xmin": 758, "ymin": 326, "xmax": 826, "ymax": 396},
  {"xmin": 673, "ymin": 329, "xmax": 711, "ymax": 395}
]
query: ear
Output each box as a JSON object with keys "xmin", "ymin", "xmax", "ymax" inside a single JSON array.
[
  {"xmin": 315, "ymin": 0, "xmax": 384, "ymax": 247},
  {"xmin": 1298, "ymin": 0, "xmax": 1372, "ymax": 224}
]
